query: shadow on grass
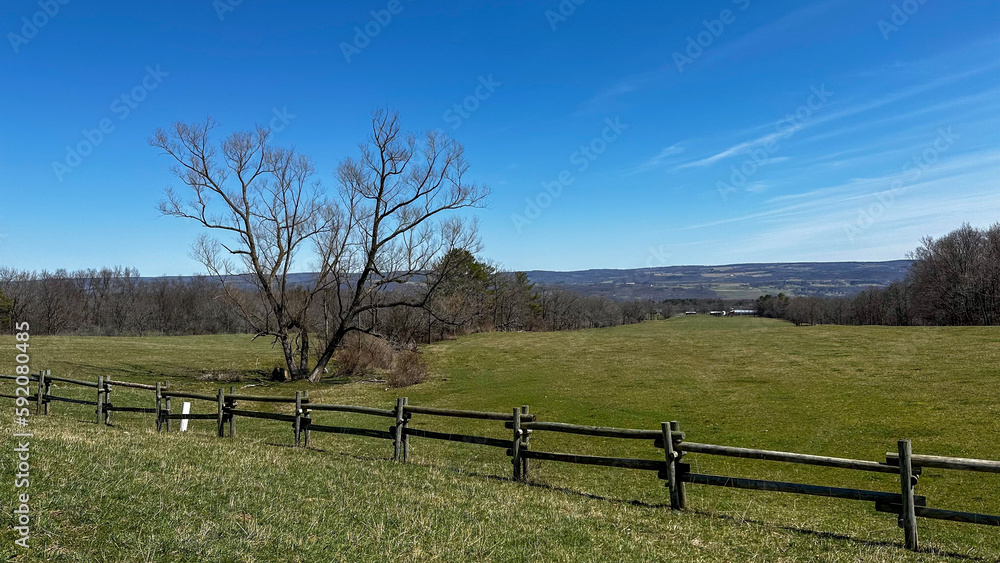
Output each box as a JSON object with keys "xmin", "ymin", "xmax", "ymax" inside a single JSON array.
[
  {"xmin": 694, "ymin": 510, "xmax": 992, "ymax": 562},
  {"xmin": 305, "ymin": 448, "xmax": 672, "ymax": 509},
  {"xmin": 298, "ymin": 447, "xmax": 990, "ymax": 562}
]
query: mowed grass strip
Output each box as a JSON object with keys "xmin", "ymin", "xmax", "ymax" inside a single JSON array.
[{"xmin": 1, "ymin": 316, "xmax": 999, "ymax": 560}]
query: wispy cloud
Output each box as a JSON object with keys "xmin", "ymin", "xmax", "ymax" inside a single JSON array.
[
  {"xmin": 801, "ymin": 90, "xmax": 1000, "ymax": 146},
  {"xmin": 627, "ymin": 144, "xmax": 685, "ymax": 174},
  {"xmin": 658, "ymin": 149, "xmax": 1000, "ymax": 264},
  {"xmin": 675, "ymin": 128, "xmax": 798, "ymax": 169},
  {"xmin": 667, "ymin": 148, "xmax": 1000, "ymax": 234},
  {"xmin": 698, "ymin": 0, "xmax": 853, "ymax": 67},
  {"xmin": 575, "ymin": 69, "xmax": 662, "ymax": 115},
  {"xmin": 673, "ymin": 60, "xmax": 1000, "ymax": 170}
]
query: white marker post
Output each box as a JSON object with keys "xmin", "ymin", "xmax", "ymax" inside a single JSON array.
[{"xmin": 179, "ymin": 402, "xmax": 191, "ymax": 432}]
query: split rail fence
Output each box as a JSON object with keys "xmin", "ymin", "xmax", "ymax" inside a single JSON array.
[{"xmin": 3, "ymin": 370, "xmax": 999, "ymax": 553}]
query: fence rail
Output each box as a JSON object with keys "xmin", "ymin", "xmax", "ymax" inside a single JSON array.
[
  {"xmin": 226, "ymin": 393, "xmax": 301, "ymax": 404},
  {"xmin": 104, "ymin": 379, "xmax": 158, "ymax": 390},
  {"xmin": 160, "ymin": 390, "xmax": 217, "ymax": 402},
  {"xmin": 676, "ymin": 441, "xmax": 903, "ymax": 474},
  {"xmin": 307, "ymin": 403, "xmax": 396, "ymax": 417},
  {"xmin": 682, "ymin": 472, "xmax": 927, "ymax": 505},
  {"xmin": 886, "ymin": 452, "xmax": 1000, "ymax": 474},
  {"xmin": 404, "ymin": 405, "xmax": 530, "ymax": 421},
  {"xmin": 46, "ymin": 375, "xmax": 100, "ymax": 388},
  {"xmin": 511, "ymin": 420, "xmax": 679, "ymax": 440},
  {"xmin": 163, "ymin": 413, "xmax": 217, "ymax": 420},
  {"xmin": 3, "ymin": 370, "xmax": 999, "ymax": 552},
  {"xmin": 520, "ymin": 450, "xmax": 666, "ymax": 471}
]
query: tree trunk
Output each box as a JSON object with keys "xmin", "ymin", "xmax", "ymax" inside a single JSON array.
[
  {"xmin": 298, "ymin": 329, "xmax": 310, "ymax": 376},
  {"xmin": 279, "ymin": 334, "xmax": 297, "ymax": 378},
  {"xmin": 308, "ymin": 327, "xmax": 347, "ymax": 383}
]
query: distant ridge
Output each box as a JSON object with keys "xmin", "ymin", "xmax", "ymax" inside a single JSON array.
[
  {"xmin": 523, "ymin": 260, "xmax": 912, "ymax": 300},
  {"xmin": 141, "ymin": 260, "xmax": 912, "ymax": 301}
]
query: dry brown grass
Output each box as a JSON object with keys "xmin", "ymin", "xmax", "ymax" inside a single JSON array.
[
  {"xmin": 387, "ymin": 350, "xmax": 430, "ymax": 388},
  {"xmin": 333, "ymin": 333, "xmax": 397, "ymax": 378}
]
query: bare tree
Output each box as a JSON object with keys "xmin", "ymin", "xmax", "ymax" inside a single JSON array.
[
  {"xmin": 910, "ymin": 223, "xmax": 999, "ymax": 325},
  {"xmin": 36, "ymin": 270, "xmax": 83, "ymax": 334},
  {"xmin": 153, "ymin": 110, "xmax": 488, "ymax": 381},
  {"xmin": 153, "ymin": 117, "xmax": 334, "ymax": 375},
  {"xmin": 0, "ymin": 268, "xmax": 37, "ymax": 332},
  {"xmin": 304, "ymin": 110, "xmax": 487, "ymax": 381}
]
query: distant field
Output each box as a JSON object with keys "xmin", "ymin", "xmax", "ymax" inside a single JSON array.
[
  {"xmin": 2, "ymin": 317, "xmax": 999, "ymax": 561},
  {"xmin": 524, "ymin": 260, "xmax": 912, "ymax": 299}
]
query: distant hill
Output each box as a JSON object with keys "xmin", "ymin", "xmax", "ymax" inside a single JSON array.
[
  {"xmin": 523, "ymin": 260, "xmax": 912, "ymax": 300},
  {"xmin": 148, "ymin": 260, "xmax": 912, "ymax": 301}
]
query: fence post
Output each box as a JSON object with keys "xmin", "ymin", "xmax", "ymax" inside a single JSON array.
[
  {"xmin": 96, "ymin": 376, "xmax": 104, "ymax": 425},
  {"xmin": 662, "ymin": 422, "xmax": 680, "ymax": 509},
  {"xmin": 104, "ymin": 381, "xmax": 112, "ymax": 425},
  {"xmin": 43, "ymin": 370, "xmax": 51, "ymax": 415},
  {"xmin": 394, "ymin": 397, "xmax": 405, "ymax": 462},
  {"xmin": 670, "ymin": 420, "xmax": 687, "ymax": 509},
  {"xmin": 512, "ymin": 407, "xmax": 522, "ymax": 481},
  {"xmin": 164, "ymin": 394, "xmax": 172, "ymax": 432},
  {"xmin": 302, "ymin": 390, "xmax": 311, "ymax": 448},
  {"xmin": 402, "ymin": 397, "xmax": 410, "ymax": 462},
  {"xmin": 898, "ymin": 439, "xmax": 919, "ymax": 551},
  {"xmin": 35, "ymin": 371, "xmax": 45, "ymax": 414},
  {"xmin": 155, "ymin": 382, "xmax": 163, "ymax": 432},
  {"xmin": 520, "ymin": 405, "xmax": 530, "ymax": 479},
  {"xmin": 228, "ymin": 386, "xmax": 236, "ymax": 439},
  {"xmin": 217, "ymin": 389, "xmax": 225, "ymax": 438},
  {"xmin": 294, "ymin": 391, "xmax": 302, "ymax": 447}
]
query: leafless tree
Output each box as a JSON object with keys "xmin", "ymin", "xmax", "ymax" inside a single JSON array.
[
  {"xmin": 910, "ymin": 224, "xmax": 986, "ymax": 325},
  {"xmin": 153, "ymin": 117, "xmax": 339, "ymax": 375},
  {"xmin": 304, "ymin": 110, "xmax": 487, "ymax": 381},
  {"xmin": 153, "ymin": 110, "xmax": 488, "ymax": 381},
  {"xmin": 0, "ymin": 268, "xmax": 37, "ymax": 331},
  {"xmin": 35, "ymin": 270, "xmax": 83, "ymax": 334}
]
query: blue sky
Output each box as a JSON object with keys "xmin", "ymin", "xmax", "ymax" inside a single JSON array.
[{"xmin": 2, "ymin": 0, "xmax": 999, "ymax": 275}]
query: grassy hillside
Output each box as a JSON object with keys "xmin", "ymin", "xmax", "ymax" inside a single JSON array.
[{"xmin": 2, "ymin": 317, "xmax": 999, "ymax": 561}]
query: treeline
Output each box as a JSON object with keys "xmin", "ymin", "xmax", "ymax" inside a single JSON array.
[
  {"xmin": 0, "ymin": 256, "xmax": 654, "ymax": 341},
  {"xmin": 0, "ymin": 267, "xmax": 247, "ymax": 335},
  {"xmin": 757, "ymin": 223, "xmax": 1000, "ymax": 326},
  {"xmin": 391, "ymin": 250, "xmax": 652, "ymax": 342}
]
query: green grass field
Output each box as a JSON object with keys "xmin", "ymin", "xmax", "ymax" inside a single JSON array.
[{"xmin": 1, "ymin": 317, "xmax": 999, "ymax": 561}]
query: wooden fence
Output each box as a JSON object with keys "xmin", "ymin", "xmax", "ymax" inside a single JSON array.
[{"xmin": 3, "ymin": 371, "xmax": 999, "ymax": 553}]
